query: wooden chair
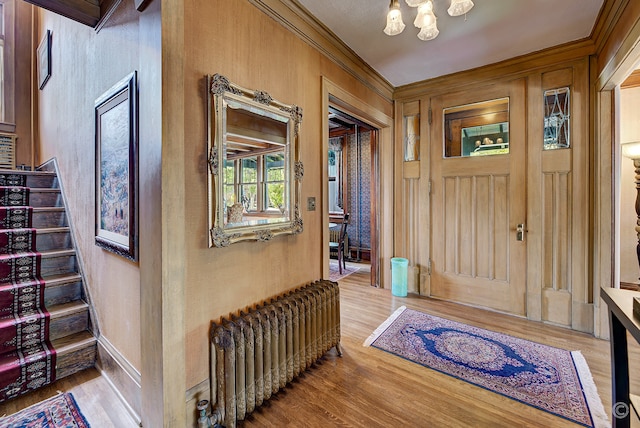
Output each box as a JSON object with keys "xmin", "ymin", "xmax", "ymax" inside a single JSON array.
[{"xmin": 329, "ymin": 213, "xmax": 350, "ymax": 274}]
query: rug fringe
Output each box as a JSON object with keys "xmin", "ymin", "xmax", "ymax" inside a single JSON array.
[
  {"xmin": 572, "ymin": 351, "xmax": 611, "ymax": 428},
  {"xmin": 363, "ymin": 305, "xmax": 407, "ymax": 347}
]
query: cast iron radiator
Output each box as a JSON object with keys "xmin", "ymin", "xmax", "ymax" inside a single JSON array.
[{"xmin": 198, "ymin": 279, "xmax": 341, "ymax": 428}]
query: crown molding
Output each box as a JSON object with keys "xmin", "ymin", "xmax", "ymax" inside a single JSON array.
[
  {"xmin": 591, "ymin": 0, "xmax": 628, "ymax": 55},
  {"xmin": 248, "ymin": 0, "xmax": 394, "ymax": 102},
  {"xmin": 394, "ymin": 38, "xmax": 596, "ymax": 101}
]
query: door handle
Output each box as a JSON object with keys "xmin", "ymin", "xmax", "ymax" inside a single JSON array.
[{"xmin": 516, "ymin": 223, "xmax": 526, "ymax": 242}]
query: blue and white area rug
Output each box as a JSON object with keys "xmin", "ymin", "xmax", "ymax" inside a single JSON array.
[{"xmin": 364, "ymin": 306, "xmax": 609, "ymax": 428}]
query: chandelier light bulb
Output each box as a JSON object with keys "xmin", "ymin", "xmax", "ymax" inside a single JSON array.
[
  {"xmin": 384, "ymin": 0, "xmax": 406, "ymax": 36},
  {"xmin": 448, "ymin": 0, "xmax": 474, "ymax": 17},
  {"xmin": 405, "ymin": 0, "xmax": 427, "ymax": 7},
  {"xmin": 414, "ymin": 1, "xmax": 436, "ymax": 28}
]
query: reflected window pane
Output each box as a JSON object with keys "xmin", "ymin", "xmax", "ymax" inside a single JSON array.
[
  {"xmin": 544, "ymin": 87, "xmax": 570, "ymax": 150},
  {"xmin": 240, "ymin": 184, "xmax": 257, "ymax": 211},
  {"xmin": 241, "ymin": 157, "xmax": 257, "ymax": 182},
  {"xmin": 265, "ymin": 152, "xmax": 285, "ymax": 211},
  {"xmin": 443, "ymin": 98, "xmax": 509, "ymax": 158},
  {"xmin": 223, "ymin": 158, "xmax": 235, "ymax": 206}
]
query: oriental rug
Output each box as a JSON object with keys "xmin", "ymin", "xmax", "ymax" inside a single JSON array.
[
  {"xmin": 364, "ymin": 306, "xmax": 609, "ymax": 428},
  {"xmin": 329, "ymin": 260, "xmax": 360, "ymax": 282},
  {"xmin": 0, "ymin": 392, "xmax": 90, "ymax": 427}
]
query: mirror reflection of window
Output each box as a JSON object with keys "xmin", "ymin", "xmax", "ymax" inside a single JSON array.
[
  {"xmin": 223, "ymin": 158, "xmax": 235, "ymax": 208},
  {"xmin": 543, "ymin": 87, "xmax": 570, "ymax": 150},
  {"xmin": 265, "ymin": 153, "xmax": 286, "ymax": 213},
  {"xmin": 239, "ymin": 157, "xmax": 258, "ymax": 212},
  {"xmin": 443, "ymin": 97, "xmax": 510, "ymax": 158},
  {"xmin": 222, "ymin": 101, "xmax": 289, "ymax": 223}
]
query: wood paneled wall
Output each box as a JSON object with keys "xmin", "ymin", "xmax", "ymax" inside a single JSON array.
[
  {"xmin": 181, "ymin": 1, "xmax": 392, "ymax": 424},
  {"xmin": 395, "ymin": 52, "xmax": 592, "ymax": 331}
]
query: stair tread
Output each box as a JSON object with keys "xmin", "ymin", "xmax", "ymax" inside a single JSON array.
[
  {"xmin": 48, "ymin": 300, "xmax": 89, "ymax": 318},
  {"xmin": 0, "ymin": 169, "xmax": 55, "ymax": 176},
  {"xmin": 27, "ymin": 189, "xmax": 60, "ymax": 194},
  {"xmin": 42, "ymin": 272, "xmax": 82, "ymax": 285},
  {"xmin": 0, "ymin": 248, "xmax": 74, "ymax": 258},
  {"xmin": 41, "ymin": 248, "xmax": 75, "ymax": 257},
  {"xmin": 36, "ymin": 226, "xmax": 70, "ymax": 234},
  {"xmin": 51, "ymin": 330, "xmax": 95, "ymax": 355},
  {"xmin": 32, "ymin": 207, "xmax": 64, "ymax": 212}
]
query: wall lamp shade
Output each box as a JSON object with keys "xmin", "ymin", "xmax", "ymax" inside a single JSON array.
[
  {"xmin": 622, "ymin": 141, "xmax": 640, "ymax": 160},
  {"xmin": 448, "ymin": 0, "xmax": 474, "ymax": 17},
  {"xmin": 384, "ymin": 0, "xmax": 406, "ymax": 36}
]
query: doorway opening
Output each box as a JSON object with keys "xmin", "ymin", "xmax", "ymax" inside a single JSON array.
[{"xmin": 327, "ymin": 106, "xmax": 378, "ymax": 285}]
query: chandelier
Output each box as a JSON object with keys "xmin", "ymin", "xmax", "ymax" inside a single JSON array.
[{"xmin": 384, "ymin": 0, "xmax": 474, "ymax": 41}]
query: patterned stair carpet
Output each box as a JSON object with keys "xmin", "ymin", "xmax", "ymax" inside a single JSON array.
[
  {"xmin": 0, "ymin": 392, "xmax": 90, "ymax": 427},
  {"xmin": 364, "ymin": 306, "xmax": 609, "ymax": 428},
  {"xmin": 0, "ymin": 185, "xmax": 55, "ymax": 402},
  {"xmin": 0, "ymin": 207, "xmax": 33, "ymax": 230}
]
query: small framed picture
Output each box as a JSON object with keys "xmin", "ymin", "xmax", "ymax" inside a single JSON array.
[
  {"xmin": 37, "ymin": 30, "xmax": 51, "ymax": 90},
  {"xmin": 94, "ymin": 72, "xmax": 138, "ymax": 261}
]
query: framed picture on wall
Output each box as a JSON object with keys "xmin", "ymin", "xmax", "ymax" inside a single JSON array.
[
  {"xmin": 94, "ymin": 71, "xmax": 138, "ymax": 261},
  {"xmin": 37, "ymin": 30, "xmax": 51, "ymax": 90}
]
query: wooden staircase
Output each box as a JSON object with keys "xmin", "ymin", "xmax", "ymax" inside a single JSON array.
[{"xmin": 0, "ymin": 169, "xmax": 96, "ymax": 401}]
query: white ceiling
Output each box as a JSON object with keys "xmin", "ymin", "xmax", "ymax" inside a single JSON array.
[{"xmin": 296, "ymin": 0, "xmax": 605, "ymax": 87}]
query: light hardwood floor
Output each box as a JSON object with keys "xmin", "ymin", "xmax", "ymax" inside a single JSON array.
[
  {"xmin": 0, "ymin": 269, "xmax": 636, "ymax": 427},
  {"xmin": 0, "ymin": 366, "xmax": 139, "ymax": 427}
]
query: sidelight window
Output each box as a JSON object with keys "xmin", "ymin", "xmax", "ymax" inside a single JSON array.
[{"xmin": 543, "ymin": 87, "xmax": 570, "ymax": 150}]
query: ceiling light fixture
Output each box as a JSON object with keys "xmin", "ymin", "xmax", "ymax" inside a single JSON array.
[
  {"xmin": 384, "ymin": 0, "xmax": 406, "ymax": 36},
  {"xmin": 384, "ymin": 0, "xmax": 474, "ymax": 40}
]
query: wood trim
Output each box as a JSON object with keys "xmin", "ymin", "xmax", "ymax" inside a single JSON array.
[
  {"xmin": 591, "ymin": 0, "xmax": 627, "ymax": 55},
  {"xmin": 37, "ymin": 158, "xmax": 101, "ymax": 337},
  {"xmin": 394, "ymin": 39, "xmax": 595, "ymax": 101},
  {"xmin": 1, "ymin": 0, "xmax": 15, "ymax": 128},
  {"xmin": 622, "ymin": 69, "xmax": 640, "ymax": 88},
  {"xmin": 597, "ymin": 17, "xmax": 640, "ymax": 90},
  {"xmin": 321, "ymin": 77, "xmax": 393, "ymax": 289},
  {"xmin": 621, "ymin": 281, "xmax": 640, "ymax": 290},
  {"xmin": 247, "ymin": 0, "xmax": 393, "ymax": 102},
  {"xmin": 185, "ymin": 379, "xmax": 210, "ymax": 427},
  {"xmin": 95, "ymin": 0, "xmax": 123, "ymax": 32},
  {"xmin": 96, "ymin": 336, "xmax": 142, "ymax": 425},
  {"xmin": 24, "ymin": 0, "xmax": 100, "ymax": 27}
]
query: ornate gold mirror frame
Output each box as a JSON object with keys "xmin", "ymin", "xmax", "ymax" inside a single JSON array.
[{"xmin": 206, "ymin": 74, "xmax": 303, "ymax": 247}]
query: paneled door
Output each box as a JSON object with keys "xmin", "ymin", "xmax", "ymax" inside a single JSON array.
[{"xmin": 430, "ymin": 80, "xmax": 527, "ymax": 315}]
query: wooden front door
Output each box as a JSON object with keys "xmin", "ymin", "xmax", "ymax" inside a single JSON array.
[{"xmin": 430, "ymin": 80, "xmax": 527, "ymax": 315}]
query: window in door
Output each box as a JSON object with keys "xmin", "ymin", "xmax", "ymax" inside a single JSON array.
[{"xmin": 443, "ymin": 97, "xmax": 510, "ymax": 158}]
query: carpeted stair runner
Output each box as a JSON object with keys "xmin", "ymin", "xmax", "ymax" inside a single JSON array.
[
  {"xmin": 0, "ymin": 207, "xmax": 33, "ymax": 229},
  {"xmin": 0, "ymin": 185, "xmax": 56, "ymax": 401},
  {"xmin": 0, "ymin": 187, "xmax": 30, "ymax": 207}
]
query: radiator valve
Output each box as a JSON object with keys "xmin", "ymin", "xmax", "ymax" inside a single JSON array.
[
  {"xmin": 197, "ymin": 400, "xmax": 210, "ymax": 428},
  {"xmin": 197, "ymin": 399, "xmax": 223, "ymax": 428}
]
